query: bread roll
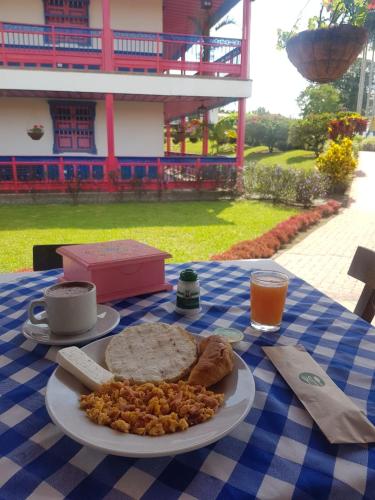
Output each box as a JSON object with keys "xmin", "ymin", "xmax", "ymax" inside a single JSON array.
[{"xmin": 188, "ymin": 335, "xmax": 234, "ymax": 387}]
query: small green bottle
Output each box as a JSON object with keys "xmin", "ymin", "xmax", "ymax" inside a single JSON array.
[{"xmin": 175, "ymin": 268, "xmax": 201, "ymax": 315}]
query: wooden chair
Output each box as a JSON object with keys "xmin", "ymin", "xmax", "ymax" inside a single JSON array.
[
  {"xmin": 32, "ymin": 244, "xmax": 78, "ymax": 271},
  {"xmin": 348, "ymin": 246, "xmax": 375, "ymax": 323}
]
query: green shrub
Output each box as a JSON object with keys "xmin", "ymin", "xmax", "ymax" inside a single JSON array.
[
  {"xmin": 244, "ymin": 163, "xmax": 327, "ymax": 207},
  {"xmin": 359, "ymin": 137, "xmax": 375, "ymax": 151},
  {"xmin": 316, "ymin": 138, "xmax": 357, "ymax": 193}
]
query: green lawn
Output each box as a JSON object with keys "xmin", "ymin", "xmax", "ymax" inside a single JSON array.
[
  {"xmin": 0, "ymin": 201, "xmax": 299, "ymax": 272},
  {"xmin": 244, "ymin": 147, "xmax": 316, "ymax": 170},
  {"xmin": 168, "ymin": 140, "xmax": 316, "ymax": 170},
  {"xmin": 168, "ymin": 139, "xmax": 235, "ymax": 155}
]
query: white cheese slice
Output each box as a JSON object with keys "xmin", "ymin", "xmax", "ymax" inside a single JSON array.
[{"xmin": 56, "ymin": 346, "xmax": 113, "ymax": 392}]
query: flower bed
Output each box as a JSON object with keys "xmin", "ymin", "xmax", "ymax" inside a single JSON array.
[{"xmin": 210, "ymin": 200, "xmax": 341, "ymax": 261}]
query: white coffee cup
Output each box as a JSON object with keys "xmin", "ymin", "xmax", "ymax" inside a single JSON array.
[{"xmin": 28, "ymin": 281, "xmax": 97, "ymax": 336}]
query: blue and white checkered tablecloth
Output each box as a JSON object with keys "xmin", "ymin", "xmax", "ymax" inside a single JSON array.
[{"xmin": 0, "ymin": 261, "xmax": 374, "ymax": 500}]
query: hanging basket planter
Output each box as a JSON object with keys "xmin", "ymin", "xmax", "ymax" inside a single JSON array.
[
  {"xmin": 27, "ymin": 125, "xmax": 44, "ymax": 141},
  {"xmin": 286, "ymin": 25, "xmax": 368, "ymax": 83},
  {"xmin": 27, "ymin": 131, "xmax": 44, "ymax": 140}
]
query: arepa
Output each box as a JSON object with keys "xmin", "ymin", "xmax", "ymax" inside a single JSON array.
[{"xmin": 105, "ymin": 323, "xmax": 197, "ymax": 383}]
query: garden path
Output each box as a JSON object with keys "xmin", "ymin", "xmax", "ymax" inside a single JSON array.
[{"xmin": 275, "ymin": 151, "xmax": 375, "ymax": 322}]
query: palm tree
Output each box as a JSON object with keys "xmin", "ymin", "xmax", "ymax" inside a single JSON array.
[{"xmin": 189, "ymin": 14, "xmax": 236, "ymax": 63}]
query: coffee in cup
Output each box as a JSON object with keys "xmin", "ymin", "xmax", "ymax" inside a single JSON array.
[{"xmin": 28, "ymin": 281, "xmax": 97, "ymax": 336}]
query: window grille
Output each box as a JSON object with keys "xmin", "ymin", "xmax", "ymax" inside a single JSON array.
[
  {"xmin": 44, "ymin": 0, "xmax": 89, "ymax": 27},
  {"xmin": 49, "ymin": 101, "xmax": 97, "ymax": 154}
]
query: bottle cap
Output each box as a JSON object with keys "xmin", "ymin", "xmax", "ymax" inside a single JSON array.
[{"xmin": 179, "ymin": 268, "xmax": 198, "ymax": 282}]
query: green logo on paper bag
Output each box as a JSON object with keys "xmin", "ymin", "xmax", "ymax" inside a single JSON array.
[{"xmin": 299, "ymin": 372, "xmax": 325, "ymax": 386}]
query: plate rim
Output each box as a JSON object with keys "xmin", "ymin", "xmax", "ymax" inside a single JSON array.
[
  {"xmin": 22, "ymin": 304, "xmax": 120, "ymax": 346},
  {"xmin": 45, "ymin": 334, "xmax": 256, "ymax": 457}
]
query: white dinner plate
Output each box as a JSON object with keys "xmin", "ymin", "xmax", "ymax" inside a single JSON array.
[
  {"xmin": 45, "ymin": 335, "xmax": 256, "ymax": 457},
  {"xmin": 22, "ymin": 305, "xmax": 120, "ymax": 346}
]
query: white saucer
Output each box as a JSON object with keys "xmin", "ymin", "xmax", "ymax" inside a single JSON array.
[{"xmin": 22, "ymin": 305, "xmax": 120, "ymax": 346}]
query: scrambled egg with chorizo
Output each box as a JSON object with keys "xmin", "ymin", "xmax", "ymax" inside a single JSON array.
[{"xmin": 80, "ymin": 379, "xmax": 224, "ymax": 436}]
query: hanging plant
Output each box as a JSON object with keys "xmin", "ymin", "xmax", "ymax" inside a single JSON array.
[
  {"xmin": 225, "ymin": 129, "xmax": 237, "ymax": 144},
  {"xmin": 278, "ymin": 1, "xmax": 370, "ymax": 83},
  {"xmin": 171, "ymin": 124, "xmax": 185, "ymax": 144},
  {"xmin": 27, "ymin": 124, "xmax": 44, "ymax": 140},
  {"xmin": 186, "ymin": 118, "xmax": 203, "ymax": 143}
]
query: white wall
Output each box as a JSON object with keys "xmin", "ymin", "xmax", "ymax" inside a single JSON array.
[
  {"xmin": 0, "ymin": 98, "xmax": 163, "ymax": 157},
  {"xmin": 1, "ymin": 0, "xmax": 162, "ymax": 32},
  {"xmin": 0, "ymin": 69, "xmax": 252, "ymax": 99},
  {"xmin": 1, "ymin": 1, "xmax": 44, "ymax": 24},
  {"xmin": 90, "ymin": 0, "xmax": 162, "ymax": 31},
  {"xmin": 0, "ymin": 98, "xmax": 106, "ymax": 156},
  {"xmin": 114, "ymin": 101, "xmax": 163, "ymax": 156},
  {"xmin": 0, "ymin": 98, "xmax": 55, "ymax": 156}
]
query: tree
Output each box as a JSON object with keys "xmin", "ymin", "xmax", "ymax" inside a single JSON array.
[
  {"xmin": 297, "ymin": 84, "xmax": 342, "ymax": 117},
  {"xmin": 332, "ymin": 60, "xmax": 362, "ymax": 112},
  {"xmin": 189, "ymin": 14, "xmax": 236, "ymax": 63},
  {"xmin": 245, "ymin": 114, "xmax": 291, "ymax": 152},
  {"xmin": 289, "ymin": 113, "xmax": 334, "ymax": 156},
  {"xmin": 252, "ymin": 107, "xmax": 269, "ymax": 115}
]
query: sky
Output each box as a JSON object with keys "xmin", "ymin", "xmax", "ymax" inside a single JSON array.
[{"xmin": 218, "ymin": 0, "xmax": 323, "ymax": 117}]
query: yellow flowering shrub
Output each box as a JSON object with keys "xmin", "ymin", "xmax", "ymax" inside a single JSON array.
[{"xmin": 316, "ymin": 138, "xmax": 357, "ymax": 191}]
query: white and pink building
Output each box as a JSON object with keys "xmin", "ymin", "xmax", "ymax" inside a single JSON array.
[{"xmin": 0, "ymin": 0, "xmax": 252, "ymax": 193}]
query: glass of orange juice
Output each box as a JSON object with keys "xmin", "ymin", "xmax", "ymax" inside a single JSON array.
[{"xmin": 250, "ymin": 271, "xmax": 289, "ymax": 332}]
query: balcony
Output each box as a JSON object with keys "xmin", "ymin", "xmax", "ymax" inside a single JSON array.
[
  {"xmin": 0, "ymin": 22, "xmax": 244, "ymax": 78},
  {"xmin": 0, "ymin": 155, "xmax": 237, "ymax": 193}
]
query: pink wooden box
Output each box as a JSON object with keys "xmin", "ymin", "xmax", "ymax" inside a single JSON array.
[{"xmin": 57, "ymin": 240, "xmax": 172, "ymax": 303}]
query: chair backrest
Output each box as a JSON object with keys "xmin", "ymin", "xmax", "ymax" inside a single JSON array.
[
  {"xmin": 348, "ymin": 246, "xmax": 375, "ymax": 323},
  {"xmin": 32, "ymin": 244, "xmax": 78, "ymax": 271}
]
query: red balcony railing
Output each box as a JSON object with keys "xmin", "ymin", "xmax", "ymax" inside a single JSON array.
[
  {"xmin": 0, "ymin": 156, "xmax": 237, "ymax": 193},
  {"xmin": 0, "ymin": 22, "xmax": 243, "ymax": 77}
]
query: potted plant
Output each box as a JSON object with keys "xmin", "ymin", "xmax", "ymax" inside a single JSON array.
[
  {"xmin": 171, "ymin": 125, "xmax": 184, "ymax": 144},
  {"xmin": 27, "ymin": 125, "xmax": 44, "ymax": 140},
  {"xmin": 186, "ymin": 118, "xmax": 203, "ymax": 143},
  {"xmin": 278, "ymin": 1, "xmax": 370, "ymax": 83}
]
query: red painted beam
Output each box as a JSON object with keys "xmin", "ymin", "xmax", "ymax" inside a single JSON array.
[
  {"xmin": 102, "ymin": 0, "xmax": 113, "ymax": 72},
  {"xmin": 105, "ymin": 93, "xmax": 118, "ymax": 172},
  {"xmin": 166, "ymin": 123, "xmax": 171, "ymax": 154},
  {"xmin": 180, "ymin": 117, "xmax": 186, "ymax": 155},
  {"xmin": 203, "ymin": 110, "xmax": 209, "ymax": 156},
  {"xmin": 236, "ymin": 98, "xmax": 246, "ymax": 168}
]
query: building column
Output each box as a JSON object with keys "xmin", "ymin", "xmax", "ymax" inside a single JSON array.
[
  {"xmin": 180, "ymin": 116, "xmax": 186, "ymax": 155},
  {"xmin": 102, "ymin": 0, "xmax": 113, "ymax": 71},
  {"xmin": 166, "ymin": 122, "xmax": 171, "ymax": 154},
  {"xmin": 241, "ymin": 0, "xmax": 251, "ymax": 79},
  {"xmin": 236, "ymin": 98, "xmax": 246, "ymax": 168},
  {"xmin": 202, "ymin": 110, "xmax": 209, "ymax": 156},
  {"xmin": 105, "ymin": 93, "xmax": 118, "ymax": 171}
]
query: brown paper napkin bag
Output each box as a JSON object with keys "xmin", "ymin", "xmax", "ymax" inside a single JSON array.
[{"xmin": 263, "ymin": 345, "xmax": 375, "ymax": 444}]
